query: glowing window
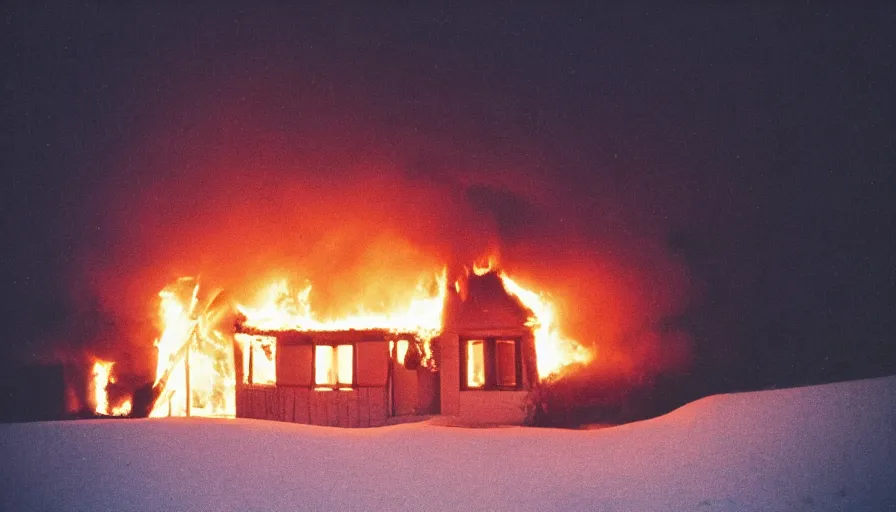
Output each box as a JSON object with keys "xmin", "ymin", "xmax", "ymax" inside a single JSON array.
[
  {"xmin": 235, "ymin": 334, "xmax": 276, "ymax": 386},
  {"xmin": 315, "ymin": 344, "xmax": 354, "ymax": 389},
  {"xmin": 393, "ymin": 339, "xmax": 410, "ymax": 366},
  {"xmin": 466, "ymin": 340, "xmax": 486, "ymax": 388},
  {"xmin": 462, "ymin": 338, "xmax": 521, "ymax": 390}
]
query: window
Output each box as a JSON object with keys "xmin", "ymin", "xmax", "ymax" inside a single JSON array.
[
  {"xmin": 235, "ymin": 334, "xmax": 277, "ymax": 386},
  {"xmin": 461, "ymin": 338, "xmax": 521, "ymax": 390},
  {"xmin": 466, "ymin": 340, "xmax": 486, "ymax": 387},
  {"xmin": 391, "ymin": 339, "xmax": 410, "ymax": 366},
  {"xmin": 495, "ymin": 339, "xmax": 518, "ymax": 388},
  {"xmin": 314, "ymin": 344, "xmax": 354, "ymax": 389}
]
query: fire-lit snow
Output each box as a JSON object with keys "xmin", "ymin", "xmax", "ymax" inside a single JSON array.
[{"xmin": 3, "ymin": 376, "xmax": 893, "ymax": 511}]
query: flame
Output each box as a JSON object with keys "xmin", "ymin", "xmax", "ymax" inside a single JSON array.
[
  {"xmin": 497, "ymin": 271, "xmax": 593, "ymax": 379},
  {"xmin": 139, "ymin": 258, "xmax": 592, "ymax": 417},
  {"xmin": 149, "ymin": 278, "xmax": 236, "ymax": 418},
  {"xmin": 91, "ymin": 360, "xmax": 112, "ymax": 415},
  {"xmin": 235, "ymin": 333, "xmax": 277, "ymax": 385},
  {"xmin": 112, "ymin": 400, "xmax": 132, "ymax": 416},
  {"xmin": 91, "ymin": 359, "xmax": 132, "ymax": 416},
  {"xmin": 472, "ymin": 255, "xmax": 498, "ymax": 276},
  {"xmin": 237, "ymin": 269, "xmax": 448, "ymax": 349}
]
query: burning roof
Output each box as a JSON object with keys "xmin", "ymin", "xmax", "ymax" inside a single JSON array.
[{"xmin": 97, "ymin": 256, "xmax": 593, "ymax": 419}]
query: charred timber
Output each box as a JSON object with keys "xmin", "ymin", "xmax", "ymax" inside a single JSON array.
[{"xmin": 235, "ymin": 324, "xmax": 421, "ymax": 344}]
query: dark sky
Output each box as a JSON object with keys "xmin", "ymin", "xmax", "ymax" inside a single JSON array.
[{"xmin": 3, "ymin": 4, "xmax": 894, "ymax": 394}]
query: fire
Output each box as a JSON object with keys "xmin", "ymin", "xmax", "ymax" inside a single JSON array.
[
  {"xmin": 496, "ymin": 271, "xmax": 593, "ymax": 379},
  {"xmin": 149, "ymin": 278, "xmax": 235, "ymax": 418},
  {"xmin": 237, "ymin": 269, "xmax": 448, "ymax": 348},
  {"xmin": 91, "ymin": 360, "xmax": 112, "ymax": 415},
  {"xmin": 111, "ymin": 400, "xmax": 132, "ymax": 416},
  {"xmin": 472, "ymin": 255, "xmax": 497, "ymax": 276},
  {"xmin": 138, "ymin": 257, "xmax": 590, "ymax": 418},
  {"xmin": 91, "ymin": 359, "xmax": 132, "ymax": 416}
]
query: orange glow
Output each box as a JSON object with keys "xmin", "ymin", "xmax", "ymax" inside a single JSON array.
[
  {"xmin": 91, "ymin": 359, "xmax": 131, "ymax": 416},
  {"xmin": 497, "ymin": 271, "xmax": 593, "ymax": 379},
  {"xmin": 136, "ymin": 256, "xmax": 593, "ymax": 417},
  {"xmin": 236, "ymin": 333, "xmax": 276, "ymax": 385},
  {"xmin": 314, "ymin": 344, "xmax": 354, "ymax": 387},
  {"xmin": 111, "ymin": 400, "xmax": 132, "ymax": 416},
  {"xmin": 314, "ymin": 345, "xmax": 334, "ymax": 386},
  {"xmin": 472, "ymin": 255, "xmax": 498, "ymax": 276},
  {"xmin": 149, "ymin": 278, "xmax": 236, "ymax": 418},
  {"xmin": 393, "ymin": 339, "xmax": 410, "ymax": 365},
  {"xmin": 91, "ymin": 360, "xmax": 112, "ymax": 415},
  {"xmin": 466, "ymin": 340, "xmax": 485, "ymax": 387},
  {"xmin": 337, "ymin": 344, "xmax": 353, "ymax": 385},
  {"xmin": 237, "ymin": 269, "xmax": 447, "ymax": 360}
]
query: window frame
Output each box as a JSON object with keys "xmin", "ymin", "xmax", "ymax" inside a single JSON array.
[
  {"xmin": 459, "ymin": 337, "xmax": 523, "ymax": 391},
  {"xmin": 311, "ymin": 341, "xmax": 356, "ymax": 390},
  {"xmin": 240, "ymin": 334, "xmax": 277, "ymax": 387}
]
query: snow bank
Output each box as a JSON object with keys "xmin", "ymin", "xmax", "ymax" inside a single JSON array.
[{"xmin": 2, "ymin": 376, "xmax": 894, "ymax": 511}]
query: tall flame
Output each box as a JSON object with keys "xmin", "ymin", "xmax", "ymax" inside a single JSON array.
[
  {"xmin": 91, "ymin": 360, "xmax": 112, "ymax": 415},
  {"xmin": 91, "ymin": 359, "xmax": 132, "ymax": 416},
  {"xmin": 497, "ymin": 272, "xmax": 593, "ymax": 379},
  {"xmin": 149, "ymin": 278, "xmax": 235, "ymax": 418}
]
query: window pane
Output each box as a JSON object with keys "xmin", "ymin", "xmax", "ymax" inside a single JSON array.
[
  {"xmin": 495, "ymin": 340, "xmax": 517, "ymax": 387},
  {"xmin": 235, "ymin": 334, "xmax": 277, "ymax": 386},
  {"xmin": 336, "ymin": 344, "xmax": 353, "ymax": 386},
  {"xmin": 394, "ymin": 340, "xmax": 409, "ymax": 366},
  {"xmin": 235, "ymin": 333, "xmax": 252, "ymax": 384},
  {"xmin": 315, "ymin": 345, "xmax": 335, "ymax": 386},
  {"xmin": 466, "ymin": 340, "xmax": 485, "ymax": 388}
]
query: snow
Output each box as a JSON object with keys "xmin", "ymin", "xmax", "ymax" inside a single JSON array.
[{"xmin": 2, "ymin": 376, "xmax": 894, "ymax": 512}]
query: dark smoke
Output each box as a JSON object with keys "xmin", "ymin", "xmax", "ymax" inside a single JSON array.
[{"xmin": 61, "ymin": 87, "xmax": 692, "ymax": 409}]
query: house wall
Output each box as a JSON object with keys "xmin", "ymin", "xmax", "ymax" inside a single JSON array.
[
  {"xmin": 234, "ymin": 277, "xmax": 540, "ymax": 427},
  {"xmin": 439, "ymin": 329, "xmax": 536, "ymax": 425},
  {"xmin": 236, "ymin": 386, "xmax": 389, "ymax": 427},
  {"xmin": 459, "ymin": 390, "xmax": 530, "ymax": 424},
  {"xmin": 416, "ymin": 366, "xmax": 440, "ymax": 414},
  {"xmin": 439, "ymin": 332, "xmax": 460, "ymax": 415},
  {"xmin": 438, "ymin": 281, "xmax": 539, "ymax": 426},
  {"xmin": 235, "ymin": 333, "xmax": 392, "ymax": 427}
]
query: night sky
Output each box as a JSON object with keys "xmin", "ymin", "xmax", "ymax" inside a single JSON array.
[{"xmin": 3, "ymin": 4, "xmax": 894, "ymax": 400}]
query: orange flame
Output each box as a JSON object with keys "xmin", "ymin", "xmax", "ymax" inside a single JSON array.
[
  {"xmin": 91, "ymin": 359, "xmax": 132, "ymax": 416},
  {"xmin": 237, "ymin": 269, "xmax": 448, "ymax": 352},
  {"xmin": 91, "ymin": 360, "xmax": 112, "ymax": 415},
  {"xmin": 497, "ymin": 271, "xmax": 593, "ymax": 379},
  {"xmin": 472, "ymin": 255, "xmax": 498, "ymax": 276},
  {"xmin": 143, "ymin": 258, "xmax": 592, "ymax": 417},
  {"xmin": 111, "ymin": 400, "xmax": 132, "ymax": 416},
  {"xmin": 149, "ymin": 278, "xmax": 235, "ymax": 418}
]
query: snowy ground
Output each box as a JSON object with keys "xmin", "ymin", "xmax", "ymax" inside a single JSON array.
[{"xmin": 2, "ymin": 376, "xmax": 894, "ymax": 512}]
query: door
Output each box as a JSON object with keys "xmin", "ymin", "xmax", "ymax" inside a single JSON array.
[{"xmin": 390, "ymin": 340, "xmax": 418, "ymax": 416}]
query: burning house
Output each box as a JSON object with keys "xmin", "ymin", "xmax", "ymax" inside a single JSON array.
[{"xmin": 140, "ymin": 259, "xmax": 591, "ymax": 427}]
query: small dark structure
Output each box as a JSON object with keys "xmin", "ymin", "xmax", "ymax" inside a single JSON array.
[{"xmin": 0, "ymin": 363, "xmax": 66, "ymax": 422}]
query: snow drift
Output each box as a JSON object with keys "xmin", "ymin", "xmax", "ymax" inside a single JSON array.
[{"xmin": 2, "ymin": 376, "xmax": 894, "ymax": 511}]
